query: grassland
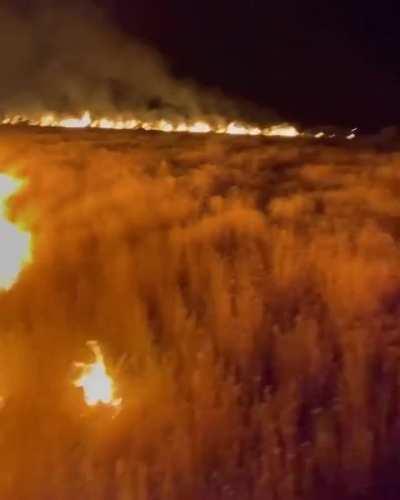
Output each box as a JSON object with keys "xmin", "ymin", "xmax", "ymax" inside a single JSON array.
[{"xmin": 0, "ymin": 127, "xmax": 400, "ymax": 499}]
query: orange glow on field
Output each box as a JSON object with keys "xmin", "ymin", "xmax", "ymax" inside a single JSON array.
[
  {"xmin": 0, "ymin": 174, "xmax": 32, "ymax": 291},
  {"xmin": 74, "ymin": 341, "xmax": 121, "ymax": 409}
]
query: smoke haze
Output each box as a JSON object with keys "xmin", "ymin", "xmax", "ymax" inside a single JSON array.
[{"xmin": 0, "ymin": 1, "xmax": 279, "ymax": 123}]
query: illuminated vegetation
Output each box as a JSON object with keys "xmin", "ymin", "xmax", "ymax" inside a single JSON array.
[{"xmin": 0, "ymin": 127, "xmax": 399, "ymax": 499}]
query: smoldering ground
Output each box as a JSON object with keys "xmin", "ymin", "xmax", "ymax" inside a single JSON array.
[{"xmin": 0, "ymin": 126, "xmax": 400, "ymax": 499}]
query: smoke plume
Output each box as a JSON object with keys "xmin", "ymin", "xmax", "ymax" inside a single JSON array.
[{"xmin": 0, "ymin": 1, "xmax": 278, "ymax": 123}]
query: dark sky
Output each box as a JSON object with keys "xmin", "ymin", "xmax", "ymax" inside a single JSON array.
[{"xmin": 100, "ymin": 0, "xmax": 400, "ymax": 130}]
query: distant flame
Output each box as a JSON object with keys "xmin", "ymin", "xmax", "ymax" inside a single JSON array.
[
  {"xmin": 74, "ymin": 341, "xmax": 121, "ymax": 409},
  {"xmin": 187, "ymin": 121, "xmax": 212, "ymax": 134},
  {"xmin": 266, "ymin": 124, "xmax": 300, "ymax": 137},
  {"xmin": 0, "ymin": 110, "xmax": 302, "ymax": 138},
  {"xmin": 0, "ymin": 174, "xmax": 32, "ymax": 291},
  {"xmin": 59, "ymin": 111, "xmax": 92, "ymax": 129},
  {"xmin": 0, "ymin": 111, "xmax": 358, "ymax": 140}
]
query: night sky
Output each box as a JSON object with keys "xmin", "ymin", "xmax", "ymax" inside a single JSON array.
[{"xmin": 101, "ymin": 0, "xmax": 400, "ymax": 130}]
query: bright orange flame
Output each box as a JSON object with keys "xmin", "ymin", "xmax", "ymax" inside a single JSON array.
[
  {"xmin": 0, "ymin": 111, "xmax": 304, "ymax": 138},
  {"xmin": 74, "ymin": 341, "xmax": 121, "ymax": 409},
  {"xmin": 187, "ymin": 121, "xmax": 212, "ymax": 134},
  {"xmin": 1, "ymin": 111, "xmax": 356, "ymax": 140},
  {"xmin": 59, "ymin": 111, "xmax": 91, "ymax": 129},
  {"xmin": 0, "ymin": 174, "xmax": 32, "ymax": 291},
  {"xmin": 264, "ymin": 124, "xmax": 299, "ymax": 137},
  {"xmin": 226, "ymin": 122, "xmax": 250, "ymax": 135}
]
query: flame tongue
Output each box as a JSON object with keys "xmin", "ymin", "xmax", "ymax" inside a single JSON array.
[
  {"xmin": 0, "ymin": 174, "xmax": 32, "ymax": 291},
  {"xmin": 74, "ymin": 341, "xmax": 121, "ymax": 409}
]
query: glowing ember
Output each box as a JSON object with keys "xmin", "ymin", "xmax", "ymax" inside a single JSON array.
[
  {"xmin": 0, "ymin": 174, "xmax": 32, "ymax": 291},
  {"xmin": 74, "ymin": 341, "xmax": 121, "ymax": 409},
  {"xmin": 347, "ymin": 128, "xmax": 358, "ymax": 140}
]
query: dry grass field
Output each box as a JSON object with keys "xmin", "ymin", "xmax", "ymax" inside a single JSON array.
[{"xmin": 0, "ymin": 126, "xmax": 400, "ymax": 499}]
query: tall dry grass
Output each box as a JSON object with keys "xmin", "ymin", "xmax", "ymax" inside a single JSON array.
[{"xmin": 0, "ymin": 128, "xmax": 399, "ymax": 499}]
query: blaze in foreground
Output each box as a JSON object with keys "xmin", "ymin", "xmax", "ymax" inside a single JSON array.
[
  {"xmin": 74, "ymin": 341, "xmax": 121, "ymax": 409},
  {"xmin": 0, "ymin": 174, "xmax": 32, "ymax": 291}
]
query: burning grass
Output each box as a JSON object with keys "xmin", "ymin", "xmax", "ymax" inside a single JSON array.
[{"xmin": 0, "ymin": 127, "xmax": 399, "ymax": 499}]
